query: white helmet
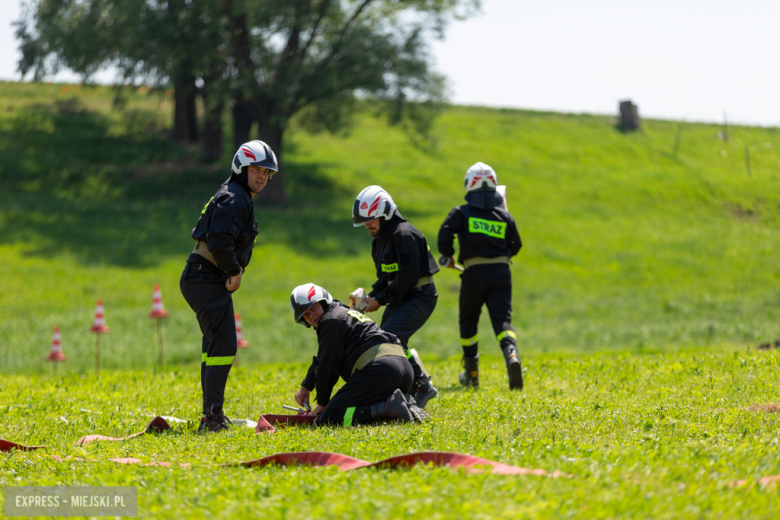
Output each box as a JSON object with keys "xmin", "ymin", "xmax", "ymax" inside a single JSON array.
[
  {"xmin": 290, "ymin": 283, "xmax": 333, "ymax": 327},
  {"xmin": 352, "ymin": 185, "xmax": 403, "ymax": 227},
  {"xmin": 464, "ymin": 162, "xmax": 498, "ymax": 192},
  {"xmin": 231, "ymin": 140, "xmax": 279, "ymax": 176}
]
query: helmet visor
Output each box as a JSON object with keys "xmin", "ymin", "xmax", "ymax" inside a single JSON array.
[
  {"xmin": 352, "ymin": 214, "xmax": 377, "ymax": 226},
  {"xmin": 295, "ymin": 301, "xmax": 315, "ymax": 323},
  {"xmin": 249, "ymin": 160, "xmax": 278, "ymax": 175}
]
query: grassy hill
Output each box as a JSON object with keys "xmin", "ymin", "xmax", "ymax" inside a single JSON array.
[
  {"xmin": 3, "ymin": 81, "xmax": 780, "ymax": 519},
  {"xmin": 0, "ymin": 81, "xmax": 778, "ymax": 374}
]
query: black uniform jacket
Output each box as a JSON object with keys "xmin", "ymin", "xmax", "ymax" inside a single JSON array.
[
  {"xmin": 438, "ymin": 203, "xmax": 522, "ymax": 265},
  {"xmin": 191, "ymin": 176, "xmax": 258, "ymax": 277},
  {"xmin": 302, "ymin": 301, "xmax": 399, "ymax": 406},
  {"xmin": 368, "ymin": 215, "xmax": 440, "ymax": 307}
]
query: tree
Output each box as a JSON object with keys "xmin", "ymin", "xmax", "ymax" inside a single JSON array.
[
  {"xmin": 221, "ymin": 0, "xmax": 479, "ymax": 204},
  {"xmin": 15, "ymin": 0, "xmax": 481, "ymax": 203},
  {"xmin": 15, "ymin": 0, "xmax": 227, "ymax": 153}
]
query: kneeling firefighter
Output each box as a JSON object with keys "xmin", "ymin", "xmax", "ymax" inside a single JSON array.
[
  {"xmin": 290, "ymin": 283, "xmax": 427, "ymax": 426},
  {"xmin": 180, "ymin": 140, "xmax": 277, "ymax": 432},
  {"xmin": 437, "ymin": 162, "xmax": 523, "ymax": 390}
]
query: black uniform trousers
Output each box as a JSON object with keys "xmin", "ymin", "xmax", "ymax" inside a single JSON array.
[
  {"xmin": 180, "ymin": 253, "xmax": 237, "ymax": 416},
  {"xmin": 317, "ymin": 355, "xmax": 414, "ymax": 427},
  {"xmin": 459, "ymin": 264, "xmax": 516, "ymax": 356},
  {"xmin": 380, "ymin": 284, "xmax": 437, "ymax": 349},
  {"xmin": 380, "ymin": 284, "xmax": 437, "ymax": 381}
]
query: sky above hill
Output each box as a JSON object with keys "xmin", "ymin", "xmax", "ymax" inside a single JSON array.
[{"xmin": 2, "ymin": 0, "xmax": 778, "ymax": 126}]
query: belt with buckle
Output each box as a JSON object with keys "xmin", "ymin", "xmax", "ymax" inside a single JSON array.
[
  {"xmin": 193, "ymin": 240, "xmax": 220, "ymax": 270},
  {"xmin": 351, "ymin": 343, "xmax": 407, "ymax": 375},
  {"xmin": 463, "ymin": 256, "xmax": 510, "ymax": 269},
  {"xmin": 414, "ymin": 275, "xmax": 434, "ymax": 289},
  {"xmin": 388, "ymin": 275, "xmax": 434, "ymax": 289}
]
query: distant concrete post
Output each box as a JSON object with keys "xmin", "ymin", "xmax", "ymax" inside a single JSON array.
[{"xmin": 619, "ymin": 100, "xmax": 641, "ymax": 131}]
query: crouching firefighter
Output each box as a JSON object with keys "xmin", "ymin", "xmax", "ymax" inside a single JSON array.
[
  {"xmin": 180, "ymin": 140, "xmax": 277, "ymax": 432},
  {"xmin": 437, "ymin": 162, "xmax": 523, "ymax": 390},
  {"xmin": 351, "ymin": 186, "xmax": 441, "ymax": 408},
  {"xmin": 290, "ymin": 283, "xmax": 428, "ymax": 426}
]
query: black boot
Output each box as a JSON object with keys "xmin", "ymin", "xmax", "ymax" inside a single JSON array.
[
  {"xmin": 412, "ymin": 375, "xmax": 439, "ymax": 409},
  {"xmin": 503, "ymin": 346, "xmax": 523, "ymax": 390},
  {"xmin": 370, "ymin": 390, "xmax": 414, "ymax": 423},
  {"xmin": 402, "ymin": 394, "xmax": 429, "ymax": 423},
  {"xmin": 409, "ymin": 353, "xmax": 438, "ymax": 409},
  {"xmin": 198, "ymin": 407, "xmax": 232, "ymax": 433},
  {"xmin": 459, "ymin": 355, "xmax": 479, "ymax": 387}
]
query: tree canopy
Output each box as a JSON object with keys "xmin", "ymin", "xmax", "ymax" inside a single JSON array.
[{"xmin": 16, "ymin": 0, "xmax": 480, "ymax": 203}]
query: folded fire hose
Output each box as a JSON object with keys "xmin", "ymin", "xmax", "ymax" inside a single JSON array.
[{"xmin": 0, "ymin": 415, "xmax": 571, "ymax": 476}]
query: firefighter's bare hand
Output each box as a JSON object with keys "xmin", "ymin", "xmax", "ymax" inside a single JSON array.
[
  {"xmin": 294, "ymin": 387, "xmax": 310, "ymax": 407},
  {"xmin": 364, "ymin": 297, "xmax": 381, "ymax": 313},
  {"xmin": 309, "ymin": 404, "xmax": 325, "ymax": 416},
  {"xmin": 445, "ymin": 256, "xmax": 456, "ymax": 268},
  {"xmin": 226, "ymin": 271, "xmax": 242, "ymax": 291}
]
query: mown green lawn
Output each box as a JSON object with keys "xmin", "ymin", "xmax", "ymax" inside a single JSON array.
[
  {"xmin": 1, "ymin": 81, "xmax": 779, "ymax": 518},
  {"xmin": 2, "ymin": 351, "xmax": 780, "ymax": 519}
]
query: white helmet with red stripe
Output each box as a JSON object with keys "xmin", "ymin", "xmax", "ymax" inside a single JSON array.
[
  {"xmin": 231, "ymin": 140, "xmax": 279, "ymax": 176},
  {"xmin": 464, "ymin": 162, "xmax": 498, "ymax": 192},
  {"xmin": 290, "ymin": 283, "xmax": 333, "ymax": 327},
  {"xmin": 352, "ymin": 185, "xmax": 403, "ymax": 227}
]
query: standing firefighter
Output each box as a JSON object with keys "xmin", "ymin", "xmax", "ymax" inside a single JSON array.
[
  {"xmin": 437, "ymin": 162, "xmax": 523, "ymax": 390},
  {"xmin": 352, "ymin": 186, "xmax": 440, "ymax": 407},
  {"xmin": 180, "ymin": 140, "xmax": 277, "ymax": 432},
  {"xmin": 290, "ymin": 283, "xmax": 427, "ymax": 426}
]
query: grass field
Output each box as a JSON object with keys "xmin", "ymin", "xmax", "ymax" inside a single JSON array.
[
  {"xmin": 1, "ymin": 81, "xmax": 780, "ymax": 518},
  {"xmin": 3, "ymin": 351, "xmax": 780, "ymax": 518}
]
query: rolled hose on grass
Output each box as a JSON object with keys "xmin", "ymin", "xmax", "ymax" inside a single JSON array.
[{"xmin": 2, "ymin": 415, "xmax": 572, "ymax": 476}]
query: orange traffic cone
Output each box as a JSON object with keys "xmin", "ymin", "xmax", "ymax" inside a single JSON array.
[
  {"xmin": 89, "ymin": 299, "xmax": 109, "ymax": 376},
  {"xmin": 89, "ymin": 299, "xmax": 110, "ymax": 333},
  {"xmin": 47, "ymin": 326, "xmax": 66, "ymax": 374},
  {"xmin": 149, "ymin": 284, "xmax": 168, "ymax": 369},
  {"xmin": 236, "ymin": 313, "xmax": 249, "ymax": 348},
  {"xmin": 148, "ymin": 284, "xmax": 169, "ymax": 319},
  {"xmin": 234, "ymin": 313, "xmax": 248, "ymax": 368}
]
